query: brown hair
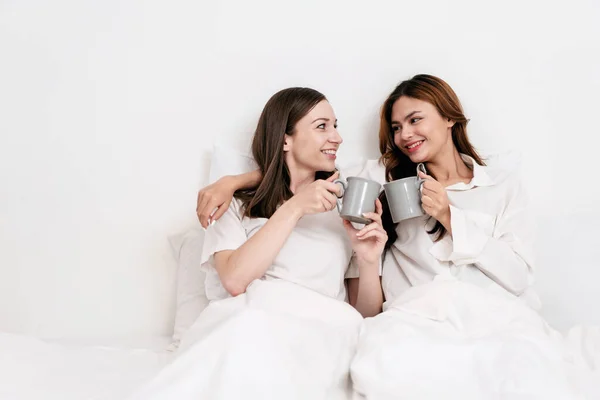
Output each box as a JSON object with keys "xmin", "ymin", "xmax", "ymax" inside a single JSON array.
[
  {"xmin": 378, "ymin": 74, "xmax": 485, "ymax": 247},
  {"xmin": 235, "ymin": 87, "xmax": 332, "ymax": 218}
]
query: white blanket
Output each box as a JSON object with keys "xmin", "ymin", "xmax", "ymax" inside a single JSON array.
[
  {"xmin": 130, "ymin": 279, "xmax": 364, "ymax": 400},
  {"xmin": 351, "ymin": 277, "xmax": 600, "ymax": 400}
]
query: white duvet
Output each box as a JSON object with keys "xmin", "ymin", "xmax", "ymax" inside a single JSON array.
[
  {"xmin": 130, "ymin": 279, "xmax": 364, "ymax": 400},
  {"xmin": 351, "ymin": 277, "xmax": 600, "ymax": 400}
]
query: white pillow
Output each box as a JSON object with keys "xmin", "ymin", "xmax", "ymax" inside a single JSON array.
[
  {"xmin": 167, "ymin": 226, "xmax": 209, "ymax": 350},
  {"xmin": 208, "ymin": 143, "xmax": 257, "ymax": 184},
  {"xmin": 168, "ymin": 144, "xmax": 258, "ymax": 349}
]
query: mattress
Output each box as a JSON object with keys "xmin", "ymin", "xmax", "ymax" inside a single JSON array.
[{"xmin": 0, "ymin": 332, "xmax": 172, "ymax": 400}]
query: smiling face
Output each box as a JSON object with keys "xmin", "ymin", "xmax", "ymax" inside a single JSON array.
[
  {"xmin": 283, "ymin": 99, "xmax": 342, "ymax": 173},
  {"xmin": 390, "ymin": 96, "xmax": 455, "ymax": 164}
]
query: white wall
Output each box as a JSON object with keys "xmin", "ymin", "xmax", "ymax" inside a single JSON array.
[{"xmin": 1, "ymin": 0, "xmax": 599, "ymax": 338}]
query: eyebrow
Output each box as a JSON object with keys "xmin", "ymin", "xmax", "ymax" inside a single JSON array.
[
  {"xmin": 391, "ymin": 111, "xmax": 421, "ymax": 125},
  {"xmin": 312, "ymin": 118, "xmax": 337, "ymax": 124}
]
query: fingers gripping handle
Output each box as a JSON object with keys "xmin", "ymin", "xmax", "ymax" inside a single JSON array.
[{"xmin": 416, "ymin": 163, "xmax": 427, "ymax": 192}]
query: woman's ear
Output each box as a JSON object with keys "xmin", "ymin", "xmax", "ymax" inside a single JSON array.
[
  {"xmin": 447, "ymin": 119, "xmax": 455, "ymax": 128},
  {"xmin": 283, "ymin": 134, "xmax": 292, "ymax": 152}
]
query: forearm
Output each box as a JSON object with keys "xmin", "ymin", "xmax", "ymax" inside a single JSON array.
[
  {"xmin": 218, "ymin": 202, "xmax": 301, "ymax": 295},
  {"xmin": 352, "ymin": 260, "xmax": 383, "ymax": 318},
  {"xmin": 229, "ymin": 169, "xmax": 262, "ymax": 191}
]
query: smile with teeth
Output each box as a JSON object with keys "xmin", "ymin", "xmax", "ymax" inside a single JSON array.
[
  {"xmin": 321, "ymin": 149, "xmax": 337, "ymax": 155},
  {"xmin": 407, "ymin": 141, "xmax": 423, "ymax": 149}
]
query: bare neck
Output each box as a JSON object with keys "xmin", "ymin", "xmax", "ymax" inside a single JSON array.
[
  {"xmin": 287, "ymin": 160, "xmax": 315, "ymax": 194},
  {"xmin": 426, "ymin": 147, "xmax": 473, "ymax": 186}
]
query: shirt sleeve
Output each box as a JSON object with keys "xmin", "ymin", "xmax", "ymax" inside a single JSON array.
[
  {"xmin": 429, "ymin": 175, "xmax": 535, "ymax": 295},
  {"xmin": 200, "ymin": 199, "xmax": 248, "ymax": 272}
]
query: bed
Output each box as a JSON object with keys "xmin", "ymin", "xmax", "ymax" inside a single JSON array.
[
  {"xmin": 0, "ymin": 333, "xmax": 172, "ymax": 400},
  {"xmin": 1, "ymin": 148, "xmax": 598, "ymax": 399}
]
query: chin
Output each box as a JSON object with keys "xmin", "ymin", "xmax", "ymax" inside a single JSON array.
[
  {"xmin": 405, "ymin": 149, "xmax": 430, "ymax": 164},
  {"xmin": 408, "ymin": 154, "xmax": 427, "ymax": 164},
  {"xmin": 319, "ymin": 162, "xmax": 336, "ymax": 172}
]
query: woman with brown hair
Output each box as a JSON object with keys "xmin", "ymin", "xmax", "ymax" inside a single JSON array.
[
  {"xmin": 373, "ymin": 74, "xmax": 537, "ymax": 306},
  {"xmin": 131, "ymin": 87, "xmax": 386, "ymax": 400},
  {"xmin": 348, "ymin": 75, "xmax": 572, "ymax": 398}
]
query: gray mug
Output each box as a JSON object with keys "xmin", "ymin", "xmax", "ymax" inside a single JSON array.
[
  {"xmin": 333, "ymin": 177, "xmax": 382, "ymax": 224},
  {"xmin": 383, "ymin": 163, "xmax": 427, "ymax": 223}
]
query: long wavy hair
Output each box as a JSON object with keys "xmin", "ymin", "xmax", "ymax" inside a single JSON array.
[
  {"xmin": 378, "ymin": 74, "xmax": 485, "ymax": 247},
  {"xmin": 235, "ymin": 87, "xmax": 333, "ymax": 218}
]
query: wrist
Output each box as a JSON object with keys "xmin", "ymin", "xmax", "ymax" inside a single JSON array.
[
  {"xmin": 440, "ymin": 207, "xmax": 452, "ymax": 234},
  {"xmin": 278, "ymin": 199, "xmax": 304, "ymax": 222},
  {"xmin": 353, "ymin": 255, "xmax": 380, "ymax": 271}
]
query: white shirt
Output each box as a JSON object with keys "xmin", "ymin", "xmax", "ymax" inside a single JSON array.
[
  {"xmin": 347, "ymin": 154, "xmax": 540, "ymax": 308},
  {"xmin": 200, "ymin": 198, "xmax": 361, "ymax": 302}
]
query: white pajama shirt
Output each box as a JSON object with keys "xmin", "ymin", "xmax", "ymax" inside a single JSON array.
[{"xmin": 349, "ymin": 154, "xmax": 540, "ymax": 308}]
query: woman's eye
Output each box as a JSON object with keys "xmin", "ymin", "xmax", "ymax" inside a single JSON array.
[
  {"xmin": 392, "ymin": 126, "xmax": 400, "ymax": 132},
  {"xmin": 411, "ymin": 118, "xmax": 421, "ymax": 124},
  {"xmin": 317, "ymin": 123, "xmax": 326, "ymax": 129}
]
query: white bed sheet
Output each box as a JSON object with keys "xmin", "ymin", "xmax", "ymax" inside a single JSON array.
[{"xmin": 0, "ymin": 332, "xmax": 172, "ymax": 400}]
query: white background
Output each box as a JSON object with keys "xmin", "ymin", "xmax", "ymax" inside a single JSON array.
[{"xmin": 1, "ymin": 0, "xmax": 599, "ymax": 338}]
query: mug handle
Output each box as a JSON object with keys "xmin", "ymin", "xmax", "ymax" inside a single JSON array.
[{"xmin": 332, "ymin": 179, "xmax": 347, "ymax": 213}]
